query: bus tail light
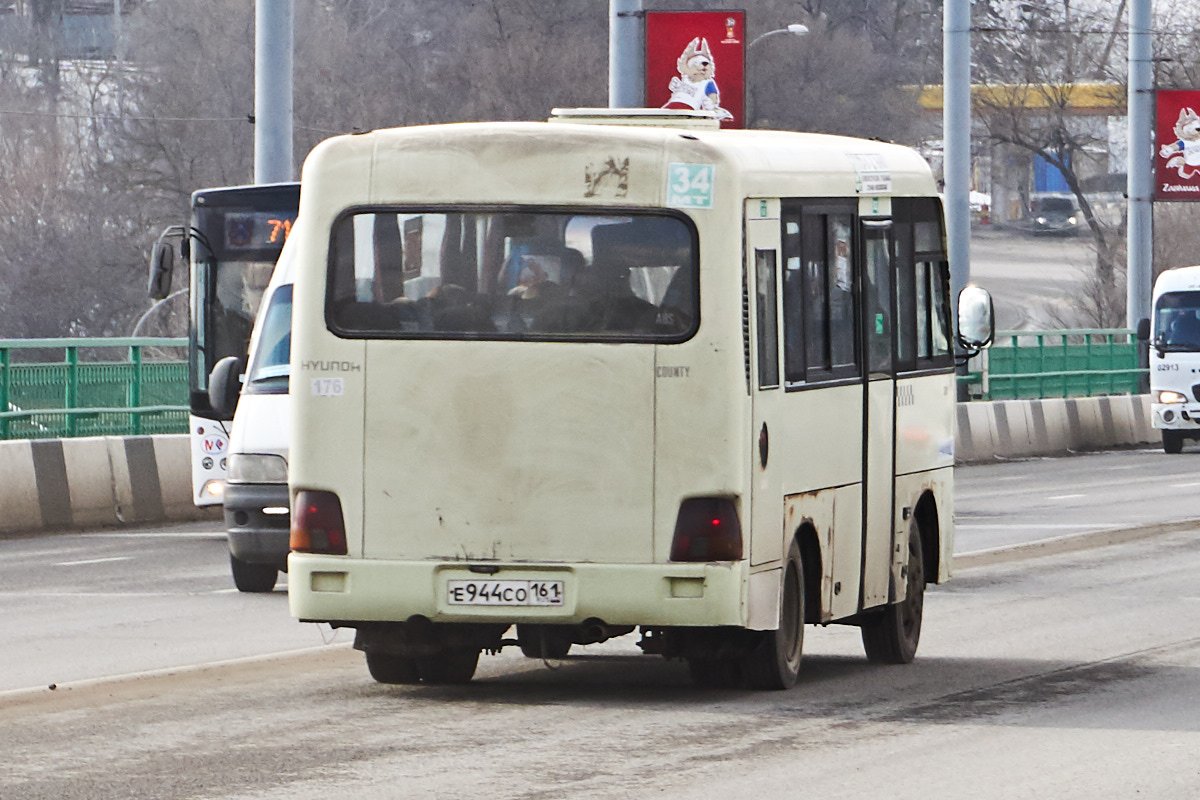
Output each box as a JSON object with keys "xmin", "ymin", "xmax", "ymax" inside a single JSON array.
[
  {"xmin": 291, "ymin": 490, "xmax": 347, "ymax": 555},
  {"xmin": 670, "ymin": 497, "xmax": 742, "ymax": 562}
]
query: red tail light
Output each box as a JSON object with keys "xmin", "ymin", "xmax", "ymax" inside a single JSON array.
[
  {"xmin": 670, "ymin": 497, "xmax": 742, "ymax": 561},
  {"xmin": 291, "ymin": 490, "xmax": 348, "ymax": 555}
]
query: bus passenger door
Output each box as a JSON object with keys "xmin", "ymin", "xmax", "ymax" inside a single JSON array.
[
  {"xmin": 746, "ymin": 207, "xmax": 786, "ymax": 573},
  {"xmin": 861, "ymin": 218, "xmax": 896, "ymax": 609}
]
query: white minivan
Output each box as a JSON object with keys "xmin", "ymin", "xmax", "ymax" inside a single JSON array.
[
  {"xmin": 1150, "ymin": 265, "xmax": 1200, "ymax": 453},
  {"xmin": 210, "ymin": 237, "xmax": 296, "ymax": 590}
]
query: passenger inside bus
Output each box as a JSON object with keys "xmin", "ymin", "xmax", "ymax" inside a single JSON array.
[{"xmin": 328, "ymin": 211, "xmax": 697, "ymax": 339}]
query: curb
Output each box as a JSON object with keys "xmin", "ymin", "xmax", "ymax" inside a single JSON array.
[{"xmin": 953, "ymin": 519, "xmax": 1197, "ymax": 570}]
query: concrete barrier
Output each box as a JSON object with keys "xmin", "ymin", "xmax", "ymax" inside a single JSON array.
[
  {"xmin": 955, "ymin": 394, "xmax": 1156, "ymax": 463},
  {"xmin": 0, "ymin": 395, "xmax": 1158, "ymax": 534},
  {"xmin": 0, "ymin": 434, "xmax": 219, "ymax": 536}
]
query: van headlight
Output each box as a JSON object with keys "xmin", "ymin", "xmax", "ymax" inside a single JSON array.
[
  {"xmin": 228, "ymin": 453, "xmax": 289, "ymax": 483},
  {"xmin": 1158, "ymin": 390, "xmax": 1188, "ymax": 404}
]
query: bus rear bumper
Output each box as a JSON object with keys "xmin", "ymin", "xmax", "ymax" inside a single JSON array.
[{"xmin": 287, "ymin": 554, "xmax": 748, "ymax": 629}]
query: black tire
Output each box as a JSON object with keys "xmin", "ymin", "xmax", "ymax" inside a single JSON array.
[
  {"xmin": 230, "ymin": 553, "xmax": 278, "ymax": 593},
  {"xmin": 516, "ymin": 625, "xmax": 572, "ymax": 659},
  {"xmin": 365, "ymin": 650, "xmax": 421, "ymax": 684},
  {"xmin": 742, "ymin": 540, "xmax": 805, "ymax": 690},
  {"xmin": 417, "ymin": 648, "xmax": 480, "ymax": 684},
  {"xmin": 861, "ymin": 516, "xmax": 926, "ymax": 664},
  {"xmin": 1163, "ymin": 430, "xmax": 1185, "ymax": 454}
]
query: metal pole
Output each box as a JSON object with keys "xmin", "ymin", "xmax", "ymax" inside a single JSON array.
[
  {"xmin": 609, "ymin": 0, "xmax": 644, "ymax": 108},
  {"xmin": 1127, "ymin": 0, "xmax": 1152, "ymax": 329},
  {"xmin": 944, "ymin": 0, "xmax": 972, "ymax": 304},
  {"xmin": 254, "ymin": 0, "xmax": 294, "ymax": 184}
]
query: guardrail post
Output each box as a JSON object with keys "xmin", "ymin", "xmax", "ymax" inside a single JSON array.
[
  {"xmin": 130, "ymin": 343, "xmax": 143, "ymax": 436},
  {"xmin": 65, "ymin": 344, "xmax": 78, "ymax": 438},
  {"xmin": 0, "ymin": 345, "xmax": 8, "ymax": 439}
]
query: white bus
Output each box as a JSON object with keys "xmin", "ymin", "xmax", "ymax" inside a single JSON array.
[
  {"xmin": 1149, "ymin": 265, "xmax": 1200, "ymax": 453},
  {"xmin": 149, "ymin": 183, "xmax": 300, "ymax": 506},
  {"xmin": 286, "ymin": 110, "xmax": 993, "ymax": 689}
]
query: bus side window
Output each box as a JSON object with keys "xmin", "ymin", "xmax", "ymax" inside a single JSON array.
[
  {"xmin": 894, "ymin": 222, "xmax": 917, "ymax": 371},
  {"xmin": 782, "ymin": 202, "xmax": 860, "ymax": 384},
  {"xmin": 894, "ymin": 197, "xmax": 952, "ymax": 369},
  {"xmin": 755, "ymin": 249, "xmax": 780, "ymax": 388},
  {"xmin": 827, "ymin": 216, "xmax": 857, "ymax": 373},
  {"xmin": 804, "ymin": 213, "xmax": 829, "ymax": 374},
  {"xmin": 781, "ymin": 213, "xmax": 804, "ymax": 383}
]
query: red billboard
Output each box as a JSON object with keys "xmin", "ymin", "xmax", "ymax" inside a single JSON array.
[
  {"xmin": 646, "ymin": 11, "xmax": 745, "ymax": 129},
  {"xmin": 1156, "ymin": 89, "xmax": 1200, "ymax": 201}
]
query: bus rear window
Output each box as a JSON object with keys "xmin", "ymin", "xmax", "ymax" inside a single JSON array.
[{"xmin": 325, "ymin": 210, "xmax": 698, "ymax": 342}]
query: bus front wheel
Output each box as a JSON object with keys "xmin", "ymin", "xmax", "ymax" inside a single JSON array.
[
  {"xmin": 742, "ymin": 540, "xmax": 805, "ymax": 690},
  {"xmin": 1163, "ymin": 430, "xmax": 1185, "ymax": 454},
  {"xmin": 861, "ymin": 517, "xmax": 925, "ymax": 664}
]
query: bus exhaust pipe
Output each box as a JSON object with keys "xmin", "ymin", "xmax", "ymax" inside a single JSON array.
[{"xmin": 575, "ymin": 620, "xmax": 635, "ymax": 645}]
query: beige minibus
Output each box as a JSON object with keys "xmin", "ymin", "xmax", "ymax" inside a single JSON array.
[{"xmin": 286, "ymin": 109, "xmax": 992, "ymax": 689}]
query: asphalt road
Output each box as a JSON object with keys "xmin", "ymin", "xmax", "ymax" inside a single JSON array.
[
  {"xmin": 955, "ymin": 445, "xmax": 1200, "ymax": 555},
  {"xmin": 3, "ymin": 447, "xmax": 1198, "ymax": 693},
  {"xmin": 969, "ymin": 226, "xmax": 1092, "ymax": 331},
  {"xmin": 3, "ymin": 521, "xmax": 1199, "ymax": 798},
  {"xmin": 3, "ymin": 449, "xmax": 1200, "ymax": 798}
]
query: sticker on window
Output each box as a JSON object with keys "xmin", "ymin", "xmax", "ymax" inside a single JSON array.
[
  {"xmin": 311, "ymin": 377, "xmax": 345, "ymax": 397},
  {"xmin": 667, "ymin": 163, "xmax": 715, "ymax": 209}
]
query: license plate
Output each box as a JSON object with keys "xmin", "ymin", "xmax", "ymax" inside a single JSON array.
[{"xmin": 446, "ymin": 579, "xmax": 565, "ymax": 606}]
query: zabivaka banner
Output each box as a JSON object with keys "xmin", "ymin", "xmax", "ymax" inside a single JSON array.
[
  {"xmin": 645, "ymin": 11, "xmax": 745, "ymax": 129},
  {"xmin": 1157, "ymin": 89, "xmax": 1200, "ymax": 201}
]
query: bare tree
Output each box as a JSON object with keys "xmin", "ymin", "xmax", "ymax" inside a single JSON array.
[
  {"xmin": 0, "ymin": 0, "xmax": 952, "ymax": 338},
  {"xmin": 970, "ymin": 0, "xmax": 1129, "ymax": 328}
]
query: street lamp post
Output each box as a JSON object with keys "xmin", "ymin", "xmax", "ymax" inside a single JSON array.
[
  {"xmin": 748, "ymin": 23, "xmax": 809, "ymax": 50},
  {"xmin": 746, "ymin": 24, "xmax": 809, "ymax": 128}
]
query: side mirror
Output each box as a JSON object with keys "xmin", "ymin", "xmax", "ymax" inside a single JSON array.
[
  {"xmin": 956, "ymin": 284, "xmax": 995, "ymax": 354},
  {"xmin": 1136, "ymin": 317, "xmax": 1151, "ymax": 341},
  {"xmin": 208, "ymin": 356, "xmax": 245, "ymax": 421},
  {"xmin": 148, "ymin": 242, "xmax": 175, "ymax": 300}
]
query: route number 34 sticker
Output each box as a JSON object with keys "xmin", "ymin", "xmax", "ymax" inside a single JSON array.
[{"xmin": 667, "ymin": 163, "xmax": 715, "ymax": 209}]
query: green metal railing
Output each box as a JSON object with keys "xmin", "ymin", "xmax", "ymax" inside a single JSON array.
[
  {"xmin": 961, "ymin": 329, "xmax": 1146, "ymax": 401},
  {"xmin": 0, "ymin": 338, "xmax": 189, "ymax": 440}
]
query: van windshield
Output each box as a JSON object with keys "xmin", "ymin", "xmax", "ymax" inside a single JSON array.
[
  {"xmin": 326, "ymin": 210, "xmax": 698, "ymax": 342},
  {"xmin": 1156, "ymin": 290, "xmax": 1200, "ymax": 351},
  {"xmin": 244, "ymin": 284, "xmax": 292, "ymax": 393}
]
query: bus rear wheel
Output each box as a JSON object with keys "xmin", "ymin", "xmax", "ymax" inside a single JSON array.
[
  {"xmin": 365, "ymin": 650, "xmax": 421, "ymax": 684},
  {"xmin": 861, "ymin": 517, "xmax": 925, "ymax": 664},
  {"xmin": 1163, "ymin": 430, "xmax": 1185, "ymax": 454},
  {"xmin": 742, "ymin": 540, "xmax": 805, "ymax": 690},
  {"xmin": 417, "ymin": 648, "xmax": 481, "ymax": 684}
]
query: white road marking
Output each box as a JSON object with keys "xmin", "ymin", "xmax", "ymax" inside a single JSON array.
[
  {"xmin": 79, "ymin": 532, "xmax": 223, "ymax": 539},
  {"xmin": 955, "ymin": 523, "xmax": 1103, "ymax": 530},
  {"xmin": 54, "ymin": 556, "xmax": 134, "ymax": 567}
]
